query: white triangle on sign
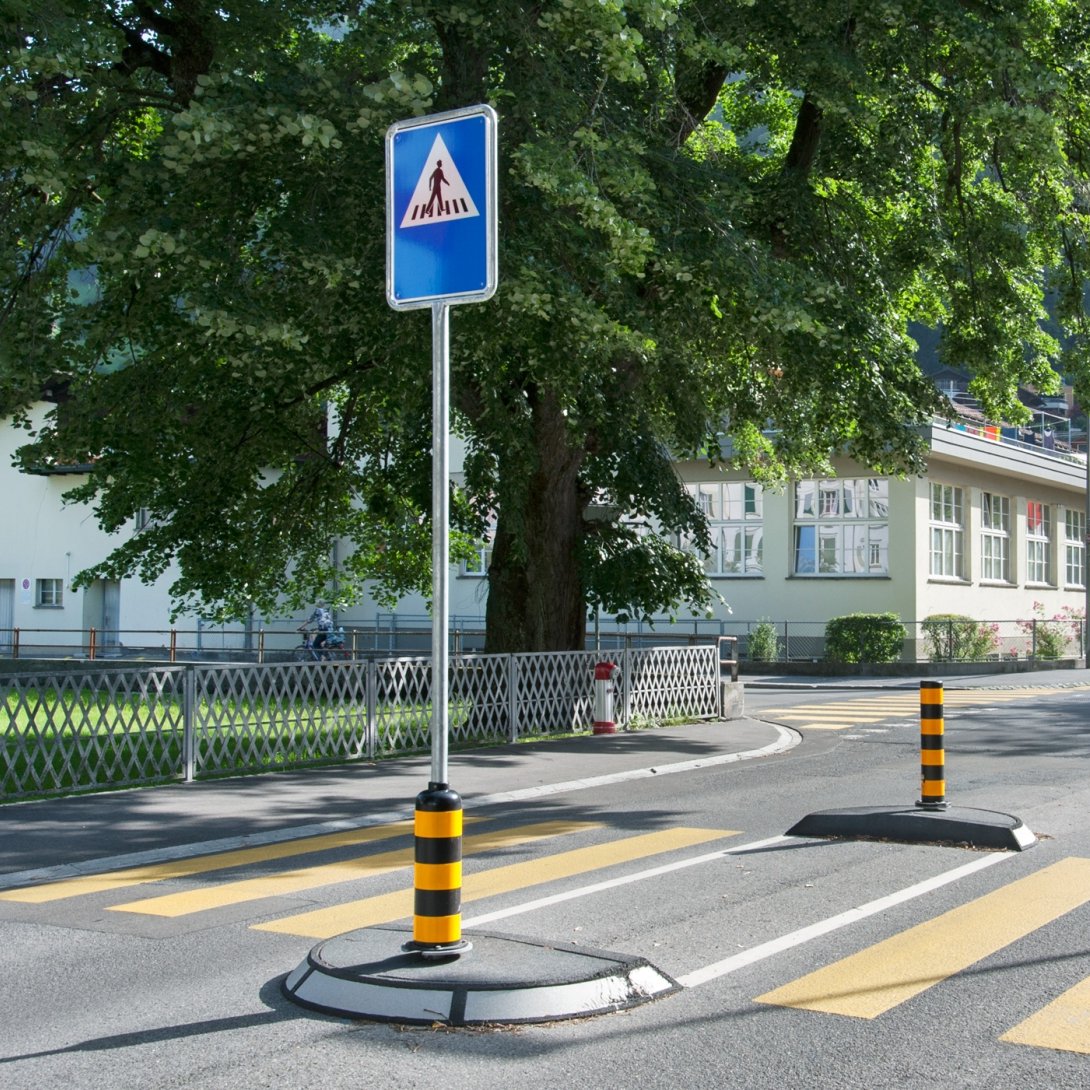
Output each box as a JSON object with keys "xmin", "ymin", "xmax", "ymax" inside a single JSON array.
[{"xmin": 399, "ymin": 133, "xmax": 480, "ymax": 228}]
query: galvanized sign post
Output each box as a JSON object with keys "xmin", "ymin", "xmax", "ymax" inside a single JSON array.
[{"xmin": 386, "ymin": 103, "xmax": 497, "ymax": 956}]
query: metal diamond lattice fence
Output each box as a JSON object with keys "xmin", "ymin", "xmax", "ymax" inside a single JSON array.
[
  {"xmin": 1, "ymin": 645, "xmax": 721, "ymax": 799},
  {"xmin": 1, "ymin": 667, "xmax": 185, "ymax": 797}
]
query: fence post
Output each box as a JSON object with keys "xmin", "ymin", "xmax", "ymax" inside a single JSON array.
[
  {"xmin": 507, "ymin": 654, "xmax": 519, "ymax": 743},
  {"xmin": 88, "ymin": 626, "xmax": 97, "ymax": 661},
  {"xmin": 622, "ymin": 646, "xmax": 632, "ymax": 726},
  {"xmin": 258, "ymin": 628, "xmax": 265, "ymax": 664},
  {"xmin": 170, "ymin": 629, "xmax": 177, "ymax": 663},
  {"xmin": 12, "ymin": 628, "xmax": 18, "ymax": 659},
  {"xmin": 183, "ymin": 664, "xmax": 197, "ymax": 783},
  {"xmin": 1031, "ymin": 618, "xmax": 1038, "ymax": 659},
  {"xmin": 366, "ymin": 658, "xmax": 378, "ymax": 760},
  {"xmin": 784, "ymin": 620, "xmax": 790, "ymax": 661}
]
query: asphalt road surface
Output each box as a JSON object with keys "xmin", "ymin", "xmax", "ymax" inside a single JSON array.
[{"xmin": 3, "ymin": 674, "xmax": 1090, "ymax": 1089}]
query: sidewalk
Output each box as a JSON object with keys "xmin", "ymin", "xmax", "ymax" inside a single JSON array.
[{"xmin": 0, "ymin": 717, "xmax": 789, "ymax": 884}]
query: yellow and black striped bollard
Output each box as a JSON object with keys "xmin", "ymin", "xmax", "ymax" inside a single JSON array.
[
  {"xmin": 403, "ymin": 783, "xmax": 472, "ymax": 957},
  {"xmin": 917, "ymin": 680, "xmax": 947, "ymax": 811}
]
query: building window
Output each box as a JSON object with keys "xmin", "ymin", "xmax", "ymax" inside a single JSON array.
[
  {"xmin": 980, "ymin": 492, "xmax": 1010, "ymax": 583},
  {"xmin": 793, "ymin": 478, "xmax": 889, "ymax": 575},
  {"xmin": 684, "ymin": 482, "xmax": 763, "ymax": 575},
  {"xmin": 1065, "ymin": 509, "xmax": 1086, "ymax": 588},
  {"xmin": 461, "ymin": 542, "xmax": 492, "ymax": 577},
  {"xmin": 36, "ymin": 578, "xmax": 63, "ymax": 608},
  {"xmin": 1026, "ymin": 501, "xmax": 1052, "ymax": 585},
  {"xmin": 929, "ymin": 484, "xmax": 964, "ymax": 579}
]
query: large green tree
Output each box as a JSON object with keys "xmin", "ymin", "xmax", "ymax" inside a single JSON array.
[{"xmin": 2, "ymin": 1, "xmax": 1088, "ymax": 650}]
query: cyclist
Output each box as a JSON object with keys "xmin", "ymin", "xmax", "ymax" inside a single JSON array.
[{"xmin": 300, "ymin": 601, "xmax": 334, "ymax": 654}]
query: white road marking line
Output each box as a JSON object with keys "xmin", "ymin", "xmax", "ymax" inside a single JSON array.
[
  {"xmin": 462, "ymin": 835, "xmax": 790, "ymax": 928},
  {"xmin": 675, "ymin": 851, "xmax": 1016, "ymax": 988}
]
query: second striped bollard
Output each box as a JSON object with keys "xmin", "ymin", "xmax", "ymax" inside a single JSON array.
[{"xmin": 917, "ymin": 680, "xmax": 947, "ymax": 811}]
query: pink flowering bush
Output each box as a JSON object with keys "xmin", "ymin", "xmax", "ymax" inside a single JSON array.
[{"xmin": 1016, "ymin": 602, "xmax": 1085, "ymax": 659}]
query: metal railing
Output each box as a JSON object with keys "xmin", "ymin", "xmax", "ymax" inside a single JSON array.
[
  {"xmin": 1, "ymin": 644, "xmax": 720, "ymax": 800},
  {"xmin": 1, "ymin": 614, "xmax": 1085, "ymax": 665},
  {"xmin": 0, "ymin": 619, "xmax": 769, "ymax": 662}
]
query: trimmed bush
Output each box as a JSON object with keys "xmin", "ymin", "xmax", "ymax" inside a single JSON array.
[
  {"xmin": 922, "ymin": 614, "xmax": 998, "ymax": 662},
  {"xmin": 747, "ymin": 619, "xmax": 780, "ymax": 662},
  {"xmin": 825, "ymin": 612, "xmax": 905, "ymax": 664}
]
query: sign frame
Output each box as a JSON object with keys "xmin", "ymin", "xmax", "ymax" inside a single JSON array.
[{"xmin": 385, "ymin": 104, "xmax": 498, "ymax": 311}]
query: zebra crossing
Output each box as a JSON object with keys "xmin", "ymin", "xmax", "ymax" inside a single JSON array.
[
  {"xmin": 755, "ymin": 857, "xmax": 1090, "ymax": 1020},
  {"xmin": 758, "ymin": 686, "xmax": 1089, "ymax": 731},
  {"xmin": 2, "ymin": 817, "xmax": 1089, "ymax": 1053}
]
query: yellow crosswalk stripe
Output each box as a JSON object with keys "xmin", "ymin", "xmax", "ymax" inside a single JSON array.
[
  {"xmin": 756, "ymin": 857, "xmax": 1090, "ymax": 1019},
  {"xmin": 1001, "ymin": 975, "xmax": 1090, "ymax": 1054},
  {"xmin": 0, "ymin": 818, "xmax": 451, "ymax": 904},
  {"xmin": 110, "ymin": 820, "xmax": 597, "ymax": 918},
  {"xmin": 254, "ymin": 826, "xmax": 739, "ymax": 939},
  {"xmin": 760, "ymin": 688, "xmax": 1067, "ymax": 731},
  {"xmin": 771, "ymin": 706, "xmax": 906, "ymax": 715}
]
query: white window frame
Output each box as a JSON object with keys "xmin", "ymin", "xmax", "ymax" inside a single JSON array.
[
  {"xmin": 929, "ymin": 484, "xmax": 964, "ymax": 579},
  {"xmin": 36, "ymin": 578, "xmax": 64, "ymax": 608},
  {"xmin": 1025, "ymin": 501, "xmax": 1052, "ymax": 585},
  {"xmin": 792, "ymin": 478, "xmax": 889, "ymax": 576},
  {"xmin": 980, "ymin": 492, "xmax": 1011, "ymax": 583},
  {"xmin": 684, "ymin": 482, "xmax": 764, "ymax": 576},
  {"xmin": 1065, "ymin": 508, "xmax": 1086, "ymax": 589},
  {"xmin": 460, "ymin": 542, "xmax": 492, "ymax": 577}
]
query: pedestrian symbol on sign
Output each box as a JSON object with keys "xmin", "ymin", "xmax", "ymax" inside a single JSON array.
[{"xmin": 399, "ymin": 134, "xmax": 480, "ymax": 228}]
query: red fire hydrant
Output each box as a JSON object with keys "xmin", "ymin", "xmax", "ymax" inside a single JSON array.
[{"xmin": 593, "ymin": 661, "xmax": 621, "ymax": 734}]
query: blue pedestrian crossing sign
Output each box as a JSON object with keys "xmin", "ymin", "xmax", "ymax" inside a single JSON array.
[{"xmin": 386, "ymin": 104, "xmax": 498, "ymax": 310}]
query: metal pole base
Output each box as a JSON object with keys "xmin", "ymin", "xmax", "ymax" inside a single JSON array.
[{"xmin": 401, "ymin": 938, "xmax": 474, "ymax": 960}]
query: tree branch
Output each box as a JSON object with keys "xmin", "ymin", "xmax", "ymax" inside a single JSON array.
[
  {"xmin": 783, "ymin": 92, "xmax": 824, "ymax": 177},
  {"xmin": 668, "ymin": 58, "xmax": 728, "ymax": 147}
]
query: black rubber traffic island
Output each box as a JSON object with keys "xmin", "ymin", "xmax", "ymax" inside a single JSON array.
[{"xmin": 786, "ymin": 805, "xmax": 1036, "ymax": 851}]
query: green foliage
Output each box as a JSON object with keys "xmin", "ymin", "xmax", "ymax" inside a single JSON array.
[
  {"xmin": 825, "ymin": 613, "xmax": 905, "ymax": 665},
  {"xmin": 1, "ymin": 2, "xmax": 1089, "ymax": 647},
  {"xmin": 747, "ymin": 619, "xmax": 780, "ymax": 663},
  {"xmin": 922, "ymin": 615, "xmax": 999, "ymax": 663}
]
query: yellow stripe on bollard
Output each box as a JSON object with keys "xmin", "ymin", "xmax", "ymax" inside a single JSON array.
[
  {"xmin": 414, "ymin": 862, "xmax": 462, "ymax": 890},
  {"xmin": 412, "ymin": 914, "xmax": 463, "ymax": 946},
  {"xmin": 415, "ymin": 809, "xmax": 463, "ymax": 839}
]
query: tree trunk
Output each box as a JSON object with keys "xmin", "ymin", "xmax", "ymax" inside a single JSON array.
[{"xmin": 484, "ymin": 387, "xmax": 587, "ymax": 652}]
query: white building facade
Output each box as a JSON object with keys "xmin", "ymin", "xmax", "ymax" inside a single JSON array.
[
  {"xmin": 2, "ymin": 403, "xmax": 1086, "ymax": 658},
  {"xmin": 666, "ymin": 420, "xmax": 1087, "ymax": 630}
]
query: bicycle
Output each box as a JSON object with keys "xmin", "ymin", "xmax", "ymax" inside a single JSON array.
[{"xmin": 292, "ymin": 628, "xmax": 347, "ymax": 662}]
